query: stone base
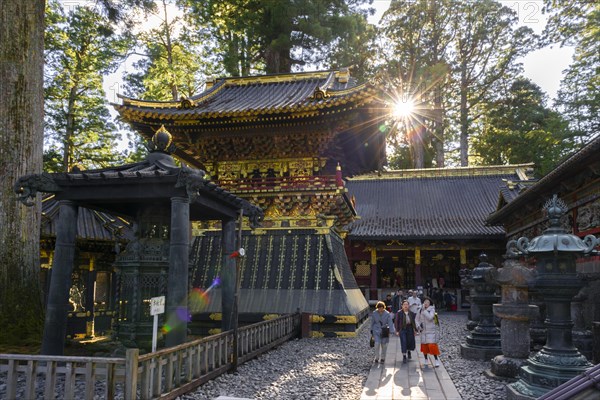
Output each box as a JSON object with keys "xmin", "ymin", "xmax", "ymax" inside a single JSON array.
[
  {"xmin": 505, "ymin": 382, "xmax": 539, "ymax": 400},
  {"xmin": 460, "ymin": 342, "xmax": 502, "ymax": 360},
  {"xmin": 484, "ymin": 369, "xmax": 517, "ymax": 382},
  {"xmin": 573, "ymin": 329, "xmax": 593, "ymax": 361},
  {"xmin": 490, "ymin": 355, "xmax": 526, "ymax": 380}
]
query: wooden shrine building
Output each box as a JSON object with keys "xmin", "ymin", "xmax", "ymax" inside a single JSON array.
[
  {"xmin": 114, "ymin": 69, "xmax": 388, "ymax": 336},
  {"xmin": 344, "ymin": 164, "xmax": 535, "ymax": 302}
]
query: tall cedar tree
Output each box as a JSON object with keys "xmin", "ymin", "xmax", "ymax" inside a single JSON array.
[
  {"xmin": 178, "ymin": 0, "xmax": 374, "ymax": 75},
  {"xmin": 471, "ymin": 77, "xmax": 575, "ymax": 176},
  {"xmin": 379, "ymin": 0, "xmax": 454, "ymax": 168},
  {"xmin": 451, "ymin": 0, "xmax": 534, "ymax": 166},
  {"xmin": 44, "ymin": 1, "xmax": 132, "ymax": 172},
  {"xmin": 543, "ymin": 1, "xmax": 599, "ymax": 141},
  {"xmin": 0, "ymin": 0, "xmax": 152, "ymax": 347},
  {"xmin": 0, "ymin": 1, "xmax": 45, "ymax": 347}
]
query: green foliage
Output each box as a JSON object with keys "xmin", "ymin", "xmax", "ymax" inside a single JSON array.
[
  {"xmin": 544, "ymin": 1, "xmax": 599, "ymax": 140},
  {"xmin": 471, "ymin": 78, "xmax": 575, "ymax": 176},
  {"xmin": 44, "ymin": 1, "xmax": 133, "ymax": 172},
  {"xmin": 124, "ymin": 0, "xmax": 219, "ymax": 101},
  {"xmin": 377, "ymin": 0, "xmax": 536, "ymax": 168},
  {"xmin": 378, "ymin": 0, "xmax": 455, "ymax": 167},
  {"xmin": 178, "ymin": 0, "xmax": 374, "ymax": 75}
]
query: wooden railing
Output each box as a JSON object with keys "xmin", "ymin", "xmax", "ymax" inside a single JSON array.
[
  {"xmin": 0, "ymin": 313, "xmax": 301, "ymax": 400},
  {"xmin": 0, "ymin": 354, "xmax": 126, "ymax": 399}
]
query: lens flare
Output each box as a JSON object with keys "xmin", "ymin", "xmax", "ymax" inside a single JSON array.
[
  {"xmin": 189, "ymin": 287, "xmax": 209, "ymax": 312},
  {"xmin": 175, "ymin": 306, "xmax": 191, "ymax": 322},
  {"xmin": 393, "ymin": 99, "xmax": 415, "ymax": 119}
]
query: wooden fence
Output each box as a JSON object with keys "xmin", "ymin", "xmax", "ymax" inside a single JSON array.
[{"xmin": 0, "ymin": 313, "xmax": 301, "ymax": 400}]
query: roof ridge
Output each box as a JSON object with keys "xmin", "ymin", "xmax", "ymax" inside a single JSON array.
[{"xmin": 348, "ymin": 164, "xmax": 534, "ymax": 180}]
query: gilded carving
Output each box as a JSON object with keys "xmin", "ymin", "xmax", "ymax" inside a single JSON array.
[{"xmin": 335, "ymin": 315, "xmax": 357, "ymax": 324}]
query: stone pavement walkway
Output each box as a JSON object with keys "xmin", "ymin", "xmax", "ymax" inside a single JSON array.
[{"xmin": 361, "ymin": 334, "xmax": 462, "ymax": 400}]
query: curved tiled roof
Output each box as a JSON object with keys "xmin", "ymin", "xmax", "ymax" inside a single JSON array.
[
  {"xmin": 42, "ymin": 195, "xmax": 132, "ymax": 242},
  {"xmin": 16, "ymin": 151, "xmax": 264, "ymax": 225},
  {"xmin": 345, "ymin": 170, "xmax": 522, "ymax": 240},
  {"xmin": 113, "ymin": 70, "xmax": 381, "ymax": 123}
]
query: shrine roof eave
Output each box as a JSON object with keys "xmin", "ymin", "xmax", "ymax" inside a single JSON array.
[
  {"xmin": 113, "ymin": 97, "xmax": 386, "ymax": 133},
  {"xmin": 486, "ymin": 135, "xmax": 600, "ymax": 225},
  {"xmin": 16, "ymin": 165, "xmax": 264, "ymax": 225},
  {"xmin": 112, "ymin": 72, "xmax": 384, "ymax": 121},
  {"xmin": 346, "ymin": 232, "xmax": 506, "ymax": 242}
]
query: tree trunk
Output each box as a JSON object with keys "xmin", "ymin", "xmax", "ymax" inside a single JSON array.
[
  {"xmin": 412, "ymin": 119, "xmax": 426, "ymax": 169},
  {"xmin": 0, "ymin": 0, "xmax": 45, "ymax": 345},
  {"xmin": 459, "ymin": 59, "xmax": 469, "ymax": 166},
  {"xmin": 265, "ymin": 46, "xmax": 292, "ymax": 74},
  {"xmin": 64, "ymin": 85, "xmax": 77, "ymax": 171}
]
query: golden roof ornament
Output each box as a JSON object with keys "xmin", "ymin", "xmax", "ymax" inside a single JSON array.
[
  {"xmin": 148, "ymin": 125, "xmax": 177, "ymax": 154},
  {"xmin": 179, "ymin": 97, "xmax": 196, "ymax": 109}
]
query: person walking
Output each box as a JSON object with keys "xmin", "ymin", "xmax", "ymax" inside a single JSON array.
[
  {"xmin": 391, "ymin": 289, "xmax": 404, "ymax": 315},
  {"xmin": 407, "ymin": 290, "xmax": 422, "ymax": 314},
  {"xmin": 394, "ymin": 300, "xmax": 417, "ymax": 363},
  {"xmin": 371, "ymin": 301, "xmax": 395, "ymax": 363},
  {"xmin": 416, "ymin": 297, "xmax": 441, "ymax": 367}
]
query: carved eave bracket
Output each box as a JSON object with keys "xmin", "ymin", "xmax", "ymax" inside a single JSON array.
[
  {"xmin": 14, "ymin": 173, "xmax": 62, "ymax": 206},
  {"xmin": 175, "ymin": 166, "xmax": 207, "ymax": 203}
]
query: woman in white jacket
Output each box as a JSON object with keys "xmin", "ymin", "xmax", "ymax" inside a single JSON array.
[{"xmin": 416, "ymin": 297, "xmax": 441, "ymax": 367}]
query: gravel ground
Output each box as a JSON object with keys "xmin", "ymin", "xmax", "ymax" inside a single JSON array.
[{"xmin": 180, "ymin": 311, "xmax": 510, "ymax": 400}]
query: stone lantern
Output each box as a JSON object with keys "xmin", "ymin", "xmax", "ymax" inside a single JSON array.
[
  {"xmin": 507, "ymin": 195, "xmax": 598, "ymax": 399},
  {"xmin": 490, "ymin": 247, "xmax": 537, "ymax": 379},
  {"xmin": 460, "ymin": 253, "xmax": 502, "ymax": 360}
]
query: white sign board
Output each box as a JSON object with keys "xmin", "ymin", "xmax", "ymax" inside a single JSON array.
[{"xmin": 150, "ymin": 296, "xmax": 165, "ymax": 316}]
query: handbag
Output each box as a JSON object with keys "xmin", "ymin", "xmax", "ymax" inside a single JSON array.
[
  {"xmin": 381, "ymin": 325, "xmax": 390, "ymax": 338},
  {"xmin": 369, "ymin": 336, "xmax": 375, "ymax": 347}
]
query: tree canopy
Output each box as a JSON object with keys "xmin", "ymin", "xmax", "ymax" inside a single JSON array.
[
  {"xmin": 543, "ymin": 0, "xmax": 599, "ymax": 141},
  {"xmin": 177, "ymin": 0, "xmax": 374, "ymax": 75},
  {"xmin": 471, "ymin": 77, "xmax": 575, "ymax": 176}
]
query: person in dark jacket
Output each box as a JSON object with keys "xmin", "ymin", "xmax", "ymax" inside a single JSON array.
[{"xmin": 395, "ymin": 300, "xmax": 417, "ymax": 363}]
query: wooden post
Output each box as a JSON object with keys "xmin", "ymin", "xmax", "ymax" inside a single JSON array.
[
  {"xmin": 221, "ymin": 218, "xmax": 237, "ymax": 332},
  {"xmin": 166, "ymin": 196, "xmax": 190, "ymax": 347},
  {"xmin": 42, "ymin": 200, "xmax": 79, "ymax": 355},
  {"xmin": 125, "ymin": 349, "xmax": 139, "ymax": 400},
  {"xmin": 232, "ymin": 209, "xmax": 243, "ymax": 371},
  {"xmin": 415, "ymin": 247, "xmax": 422, "ymax": 287},
  {"xmin": 370, "ymin": 248, "xmax": 378, "ymax": 300}
]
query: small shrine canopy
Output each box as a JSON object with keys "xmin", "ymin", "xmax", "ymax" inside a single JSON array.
[
  {"xmin": 345, "ymin": 164, "xmax": 534, "ymax": 241},
  {"xmin": 16, "ymin": 141, "xmax": 263, "ymax": 224},
  {"xmin": 113, "ymin": 69, "xmax": 387, "ymax": 172}
]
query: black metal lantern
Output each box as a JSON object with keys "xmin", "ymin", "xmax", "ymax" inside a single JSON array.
[{"xmin": 507, "ymin": 195, "xmax": 598, "ymax": 399}]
